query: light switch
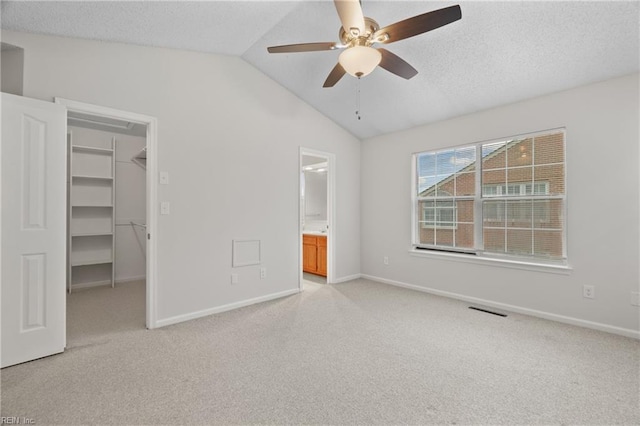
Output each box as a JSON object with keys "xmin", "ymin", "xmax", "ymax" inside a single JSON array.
[
  {"xmin": 159, "ymin": 171, "xmax": 169, "ymax": 185},
  {"xmin": 160, "ymin": 201, "xmax": 170, "ymax": 215}
]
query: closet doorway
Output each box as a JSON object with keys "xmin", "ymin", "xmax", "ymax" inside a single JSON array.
[
  {"xmin": 299, "ymin": 148, "xmax": 335, "ymax": 290},
  {"xmin": 56, "ymin": 98, "xmax": 158, "ymax": 334}
]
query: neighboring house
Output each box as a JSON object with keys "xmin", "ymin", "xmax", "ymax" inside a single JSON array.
[{"xmin": 417, "ymin": 132, "xmax": 564, "ymax": 258}]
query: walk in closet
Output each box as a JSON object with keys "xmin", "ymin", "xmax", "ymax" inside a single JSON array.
[
  {"xmin": 68, "ymin": 136, "xmax": 116, "ymax": 291},
  {"xmin": 67, "ymin": 116, "xmax": 147, "ymax": 292}
]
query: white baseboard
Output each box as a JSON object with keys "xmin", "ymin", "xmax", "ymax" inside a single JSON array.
[
  {"xmin": 361, "ymin": 274, "xmax": 640, "ymax": 340},
  {"xmin": 331, "ymin": 273, "xmax": 362, "ymax": 284},
  {"xmin": 155, "ymin": 288, "xmax": 300, "ymax": 328},
  {"xmin": 70, "ymin": 280, "xmax": 111, "ymax": 291},
  {"xmin": 115, "ymin": 275, "xmax": 146, "ymax": 284},
  {"xmin": 70, "ymin": 275, "xmax": 145, "ymax": 291}
]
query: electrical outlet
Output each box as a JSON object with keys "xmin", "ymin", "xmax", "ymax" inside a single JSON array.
[
  {"xmin": 231, "ymin": 273, "xmax": 238, "ymax": 284},
  {"xmin": 631, "ymin": 292, "xmax": 640, "ymax": 307},
  {"xmin": 160, "ymin": 201, "xmax": 170, "ymax": 215},
  {"xmin": 260, "ymin": 268, "xmax": 266, "ymax": 279},
  {"xmin": 383, "ymin": 256, "xmax": 389, "ymax": 265},
  {"xmin": 583, "ymin": 285, "xmax": 595, "ymax": 299}
]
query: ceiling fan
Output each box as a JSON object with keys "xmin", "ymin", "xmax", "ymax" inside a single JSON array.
[{"xmin": 267, "ymin": 0, "xmax": 461, "ymax": 87}]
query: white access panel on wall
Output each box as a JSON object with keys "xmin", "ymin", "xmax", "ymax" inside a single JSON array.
[
  {"xmin": 232, "ymin": 240, "xmax": 261, "ymax": 267},
  {"xmin": 1, "ymin": 93, "xmax": 67, "ymax": 368}
]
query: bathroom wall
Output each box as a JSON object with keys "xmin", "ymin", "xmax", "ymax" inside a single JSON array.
[{"xmin": 304, "ymin": 170, "xmax": 327, "ymax": 232}]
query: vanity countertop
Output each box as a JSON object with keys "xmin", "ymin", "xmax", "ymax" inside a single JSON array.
[{"xmin": 303, "ymin": 231, "xmax": 327, "ymax": 236}]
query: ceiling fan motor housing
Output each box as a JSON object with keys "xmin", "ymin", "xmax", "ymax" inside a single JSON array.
[{"xmin": 339, "ymin": 17, "xmax": 380, "ymax": 46}]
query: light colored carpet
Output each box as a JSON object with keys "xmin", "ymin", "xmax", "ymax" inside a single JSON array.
[
  {"xmin": 66, "ymin": 280, "xmax": 147, "ymax": 347},
  {"xmin": 1, "ymin": 278, "xmax": 639, "ymax": 425}
]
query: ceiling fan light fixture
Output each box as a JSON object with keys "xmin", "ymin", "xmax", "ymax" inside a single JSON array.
[{"xmin": 338, "ymin": 46, "xmax": 381, "ymax": 78}]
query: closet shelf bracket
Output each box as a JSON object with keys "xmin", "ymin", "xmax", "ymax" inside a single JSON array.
[
  {"xmin": 130, "ymin": 221, "xmax": 147, "ymax": 229},
  {"xmin": 131, "ymin": 147, "xmax": 147, "ymax": 169}
]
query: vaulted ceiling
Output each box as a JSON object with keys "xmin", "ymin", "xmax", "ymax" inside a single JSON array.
[{"xmin": 2, "ymin": 1, "xmax": 638, "ymax": 139}]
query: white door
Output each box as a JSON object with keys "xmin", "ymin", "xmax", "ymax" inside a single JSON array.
[{"xmin": 1, "ymin": 93, "xmax": 67, "ymax": 368}]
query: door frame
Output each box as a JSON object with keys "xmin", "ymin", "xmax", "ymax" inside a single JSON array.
[
  {"xmin": 299, "ymin": 147, "xmax": 336, "ymax": 288},
  {"xmin": 54, "ymin": 98, "xmax": 159, "ymax": 329}
]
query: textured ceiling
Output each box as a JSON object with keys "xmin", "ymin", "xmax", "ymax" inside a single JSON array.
[{"xmin": 2, "ymin": 1, "xmax": 639, "ymax": 140}]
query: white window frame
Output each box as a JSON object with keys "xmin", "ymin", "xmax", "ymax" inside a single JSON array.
[
  {"xmin": 411, "ymin": 128, "xmax": 568, "ymax": 268},
  {"xmin": 414, "ymin": 147, "xmax": 475, "ymax": 251}
]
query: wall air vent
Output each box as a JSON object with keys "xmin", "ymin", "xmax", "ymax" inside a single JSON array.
[{"xmin": 468, "ymin": 306, "xmax": 507, "ymax": 317}]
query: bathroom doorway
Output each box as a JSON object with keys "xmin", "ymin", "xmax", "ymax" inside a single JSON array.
[{"xmin": 299, "ymin": 148, "xmax": 335, "ymax": 290}]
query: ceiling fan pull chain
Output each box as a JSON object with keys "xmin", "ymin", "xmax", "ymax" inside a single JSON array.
[{"xmin": 355, "ymin": 76, "xmax": 361, "ymax": 120}]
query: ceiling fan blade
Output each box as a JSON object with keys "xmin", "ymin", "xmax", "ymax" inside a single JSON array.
[
  {"xmin": 334, "ymin": 0, "xmax": 365, "ymax": 36},
  {"xmin": 323, "ymin": 63, "xmax": 346, "ymax": 88},
  {"xmin": 267, "ymin": 42, "xmax": 338, "ymax": 53},
  {"xmin": 377, "ymin": 48, "xmax": 418, "ymax": 80},
  {"xmin": 373, "ymin": 5, "xmax": 461, "ymax": 44}
]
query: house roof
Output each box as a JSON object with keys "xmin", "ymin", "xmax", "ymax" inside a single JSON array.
[{"xmin": 418, "ymin": 138, "xmax": 525, "ymax": 197}]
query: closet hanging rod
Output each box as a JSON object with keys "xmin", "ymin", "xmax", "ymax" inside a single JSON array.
[
  {"xmin": 130, "ymin": 221, "xmax": 147, "ymax": 229},
  {"xmin": 114, "ymin": 222, "xmax": 146, "ymax": 227}
]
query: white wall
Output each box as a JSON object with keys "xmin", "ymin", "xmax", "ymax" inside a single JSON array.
[
  {"xmin": 361, "ymin": 73, "xmax": 640, "ymax": 335},
  {"xmin": 1, "ymin": 43, "xmax": 24, "ymax": 96},
  {"xmin": 2, "ymin": 30, "xmax": 361, "ymax": 324},
  {"xmin": 9, "ymin": 30, "xmax": 635, "ymax": 336},
  {"xmin": 113, "ymin": 133, "xmax": 147, "ymax": 283}
]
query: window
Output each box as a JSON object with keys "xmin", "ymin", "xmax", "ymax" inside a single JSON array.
[
  {"xmin": 416, "ymin": 146, "xmax": 476, "ymax": 250},
  {"xmin": 482, "ymin": 182, "xmax": 549, "ymax": 197},
  {"xmin": 413, "ymin": 130, "xmax": 566, "ymax": 263},
  {"xmin": 482, "ymin": 182, "xmax": 550, "ymax": 223},
  {"xmin": 421, "ymin": 199, "xmax": 456, "ymax": 229}
]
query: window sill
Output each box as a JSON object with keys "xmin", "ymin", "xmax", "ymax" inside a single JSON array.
[{"xmin": 408, "ymin": 248, "xmax": 572, "ymax": 275}]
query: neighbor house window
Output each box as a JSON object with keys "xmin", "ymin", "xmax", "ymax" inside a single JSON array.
[
  {"xmin": 421, "ymin": 199, "xmax": 456, "ymax": 229},
  {"xmin": 413, "ymin": 129, "xmax": 566, "ymax": 263}
]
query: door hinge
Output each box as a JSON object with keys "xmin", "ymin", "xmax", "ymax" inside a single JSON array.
[{"xmin": 147, "ymin": 233, "xmax": 151, "ymax": 240}]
